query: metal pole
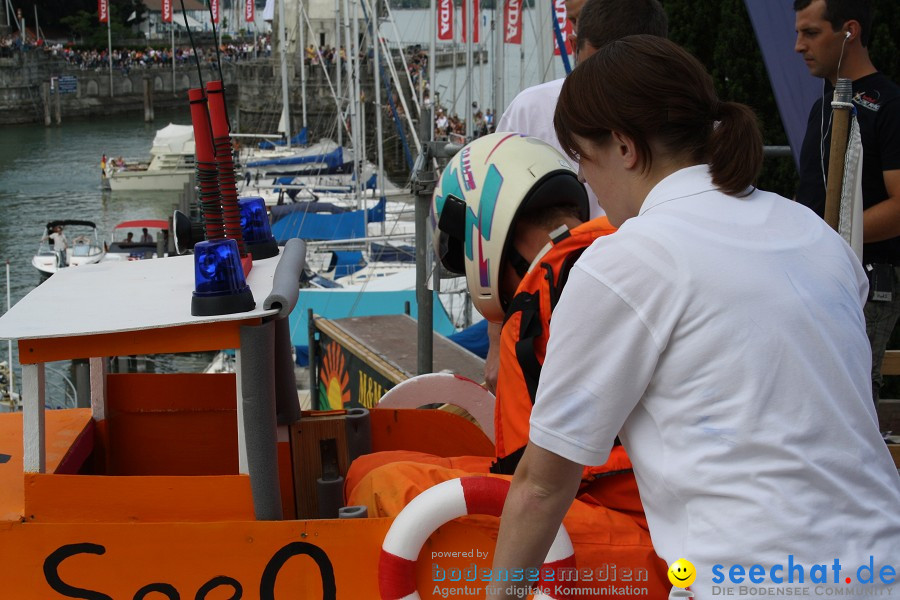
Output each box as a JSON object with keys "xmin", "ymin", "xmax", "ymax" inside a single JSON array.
[
  {"xmin": 519, "ymin": 30, "xmax": 524, "ymax": 91},
  {"xmin": 107, "ymin": 16, "xmax": 113, "ymax": 98},
  {"xmin": 278, "ymin": 0, "xmax": 291, "ymax": 148},
  {"xmin": 33, "ymin": 4, "xmax": 38, "ymax": 40},
  {"xmin": 6, "ymin": 260, "xmax": 14, "ymax": 403},
  {"xmin": 538, "ymin": 0, "xmax": 550, "ymax": 83},
  {"xmin": 465, "ymin": 0, "xmax": 473, "ymax": 139},
  {"xmin": 415, "ymin": 182, "xmax": 433, "ymax": 375},
  {"xmin": 307, "ymin": 308, "xmax": 318, "ymax": 409},
  {"xmin": 335, "ymin": 0, "xmax": 343, "ymax": 147},
  {"xmin": 171, "ymin": 22, "xmax": 176, "ymax": 95},
  {"xmin": 492, "ymin": 0, "xmax": 504, "ymax": 118},
  {"xmin": 342, "ymin": 0, "xmax": 355, "ymax": 166},
  {"xmin": 452, "ymin": 7, "xmax": 457, "ymax": 117},
  {"xmin": 429, "ymin": 0, "xmax": 436, "ymax": 130},
  {"xmin": 371, "ymin": 0, "xmax": 385, "ymax": 236},
  {"xmin": 478, "ymin": 23, "xmax": 484, "ymax": 110},
  {"xmin": 350, "ymin": 0, "xmax": 361, "ymax": 205},
  {"xmin": 299, "ymin": 0, "xmax": 307, "ymax": 129}
]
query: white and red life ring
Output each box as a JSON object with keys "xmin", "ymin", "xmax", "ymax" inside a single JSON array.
[{"xmin": 378, "ymin": 476, "xmax": 575, "ymax": 600}]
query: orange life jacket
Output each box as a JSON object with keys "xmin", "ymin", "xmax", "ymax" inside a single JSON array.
[{"xmin": 491, "ymin": 217, "xmax": 631, "ymax": 479}]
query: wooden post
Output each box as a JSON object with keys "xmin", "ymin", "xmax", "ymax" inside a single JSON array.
[
  {"xmin": 41, "ymin": 81, "xmax": 50, "ymax": 126},
  {"xmin": 824, "ymin": 78, "xmax": 853, "ymax": 231},
  {"xmin": 89, "ymin": 357, "xmax": 107, "ymax": 421},
  {"xmin": 143, "ymin": 77, "xmax": 154, "ymax": 122},
  {"xmin": 23, "ymin": 363, "xmax": 46, "ymax": 473},
  {"xmin": 53, "ymin": 81, "xmax": 61, "ymax": 125}
]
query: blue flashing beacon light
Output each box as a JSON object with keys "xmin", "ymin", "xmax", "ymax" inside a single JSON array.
[
  {"xmin": 239, "ymin": 196, "xmax": 279, "ymax": 260},
  {"xmin": 191, "ymin": 238, "xmax": 256, "ymax": 316}
]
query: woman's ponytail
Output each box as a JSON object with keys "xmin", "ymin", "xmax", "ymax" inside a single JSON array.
[{"xmin": 707, "ymin": 101, "xmax": 763, "ymax": 197}]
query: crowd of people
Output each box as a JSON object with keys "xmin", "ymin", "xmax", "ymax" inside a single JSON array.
[
  {"xmin": 433, "ymin": 103, "xmax": 495, "ymax": 140},
  {"xmin": 0, "ymin": 32, "xmax": 272, "ymax": 69}
]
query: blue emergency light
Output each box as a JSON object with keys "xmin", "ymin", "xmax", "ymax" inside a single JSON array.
[
  {"xmin": 191, "ymin": 238, "xmax": 256, "ymax": 316},
  {"xmin": 238, "ymin": 196, "xmax": 279, "ymax": 260}
]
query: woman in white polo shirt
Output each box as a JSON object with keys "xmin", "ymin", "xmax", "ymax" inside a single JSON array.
[{"xmin": 488, "ymin": 35, "xmax": 900, "ymax": 600}]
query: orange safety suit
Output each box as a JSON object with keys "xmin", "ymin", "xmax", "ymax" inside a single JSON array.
[{"xmin": 345, "ymin": 218, "xmax": 669, "ymax": 598}]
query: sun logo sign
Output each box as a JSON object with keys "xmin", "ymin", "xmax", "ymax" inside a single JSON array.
[{"xmin": 319, "ymin": 342, "xmax": 350, "ymax": 410}]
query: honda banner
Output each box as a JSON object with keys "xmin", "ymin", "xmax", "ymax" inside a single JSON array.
[
  {"xmin": 162, "ymin": 0, "xmax": 172, "ymax": 23},
  {"xmin": 98, "ymin": 0, "xmax": 108, "ymax": 23},
  {"xmin": 504, "ymin": 0, "xmax": 522, "ymax": 44},
  {"xmin": 461, "ymin": 0, "xmax": 479, "ymax": 43},
  {"xmin": 245, "ymin": 0, "xmax": 255, "ymax": 23},
  {"xmin": 552, "ymin": 0, "xmax": 574, "ymax": 56},
  {"xmin": 211, "ymin": 0, "xmax": 220, "ymax": 23},
  {"xmin": 437, "ymin": 0, "xmax": 453, "ymax": 41}
]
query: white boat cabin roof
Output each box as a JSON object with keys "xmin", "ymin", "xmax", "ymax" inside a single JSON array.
[
  {"xmin": 151, "ymin": 123, "xmax": 195, "ymax": 156},
  {"xmin": 0, "ymin": 253, "xmax": 280, "ymax": 341}
]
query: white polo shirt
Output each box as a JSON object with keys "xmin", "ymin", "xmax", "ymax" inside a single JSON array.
[
  {"xmin": 496, "ymin": 78, "xmax": 603, "ymax": 219},
  {"xmin": 530, "ymin": 165, "xmax": 900, "ymax": 597}
]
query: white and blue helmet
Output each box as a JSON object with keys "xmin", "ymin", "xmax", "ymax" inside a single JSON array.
[{"xmin": 431, "ymin": 133, "xmax": 588, "ymax": 322}]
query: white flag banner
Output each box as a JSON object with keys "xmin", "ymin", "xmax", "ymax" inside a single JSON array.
[
  {"xmin": 839, "ymin": 116, "xmax": 864, "ymax": 261},
  {"xmin": 262, "ymin": 0, "xmax": 274, "ymax": 21}
]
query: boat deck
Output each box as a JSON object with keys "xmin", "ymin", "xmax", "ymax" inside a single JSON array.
[{"xmin": 0, "ymin": 408, "xmax": 93, "ymax": 521}]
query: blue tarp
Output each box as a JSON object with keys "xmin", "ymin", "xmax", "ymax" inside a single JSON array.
[
  {"xmin": 258, "ymin": 128, "xmax": 309, "ymax": 149},
  {"xmin": 270, "ymin": 198, "xmax": 387, "ymax": 244},
  {"xmin": 744, "ymin": 0, "xmax": 821, "ymax": 168},
  {"xmin": 271, "ymin": 207, "xmax": 366, "ymax": 243},
  {"xmin": 289, "ymin": 289, "xmax": 457, "ymax": 366},
  {"xmin": 330, "ymin": 251, "xmax": 366, "ymax": 278},
  {"xmin": 369, "ymin": 242, "xmax": 415, "ymax": 263},
  {"xmin": 270, "ymin": 202, "xmax": 349, "ymax": 220},
  {"xmin": 448, "ymin": 319, "xmax": 489, "ymax": 359},
  {"xmin": 247, "ymin": 146, "xmax": 343, "ymax": 169}
]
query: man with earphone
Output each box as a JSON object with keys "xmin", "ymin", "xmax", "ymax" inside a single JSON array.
[{"xmin": 794, "ymin": 0, "xmax": 900, "ymax": 423}]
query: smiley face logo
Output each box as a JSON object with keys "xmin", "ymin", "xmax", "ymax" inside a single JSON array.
[{"xmin": 668, "ymin": 558, "xmax": 697, "ymax": 588}]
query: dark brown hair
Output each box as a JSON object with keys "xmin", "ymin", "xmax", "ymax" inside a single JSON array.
[
  {"xmin": 793, "ymin": 0, "xmax": 872, "ymax": 47},
  {"xmin": 576, "ymin": 0, "xmax": 668, "ymax": 54},
  {"xmin": 554, "ymin": 35, "xmax": 763, "ymax": 197}
]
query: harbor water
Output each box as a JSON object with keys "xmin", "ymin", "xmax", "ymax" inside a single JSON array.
[
  {"xmin": 0, "ymin": 8, "xmax": 560, "ymax": 406},
  {"xmin": 0, "ymin": 106, "xmax": 210, "ymax": 407}
]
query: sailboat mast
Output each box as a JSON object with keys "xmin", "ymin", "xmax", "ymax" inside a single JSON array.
[
  {"xmin": 351, "ymin": 0, "xmax": 363, "ymax": 204},
  {"xmin": 538, "ymin": 0, "xmax": 550, "ymax": 82},
  {"xmin": 429, "ymin": 0, "xmax": 435, "ymax": 142},
  {"xmin": 371, "ymin": 0, "xmax": 385, "ymax": 236},
  {"xmin": 492, "ymin": 0, "xmax": 504, "ymax": 118},
  {"xmin": 299, "ymin": 0, "xmax": 308, "ymax": 130},
  {"xmin": 342, "ymin": 0, "xmax": 360, "ymax": 206},
  {"xmin": 465, "ymin": 0, "xmax": 473, "ymax": 139},
  {"xmin": 336, "ymin": 0, "xmax": 343, "ymax": 147},
  {"xmin": 278, "ymin": 0, "xmax": 291, "ymax": 149},
  {"xmin": 452, "ymin": 9, "xmax": 457, "ymax": 118}
]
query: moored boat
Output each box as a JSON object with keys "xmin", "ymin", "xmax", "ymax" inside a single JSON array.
[
  {"xmin": 104, "ymin": 124, "xmax": 195, "ymax": 192},
  {"xmin": 0, "ymin": 244, "xmax": 497, "ymax": 599},
  {"xmin": 101, "ymin": 219, "xmax": 170, "ymax": 262},
  {"xmin": 31, "ymin": 220, "xmax": 105, "ymax": 278}
]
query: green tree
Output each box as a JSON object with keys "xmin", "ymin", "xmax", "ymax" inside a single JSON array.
[
  {"xmin": 659, "ymin": 0, "xmax": 900, "ymax": 198},
  {"xmin": 57, "ymin": 2, "xmax": 147, "ymax": 46}
]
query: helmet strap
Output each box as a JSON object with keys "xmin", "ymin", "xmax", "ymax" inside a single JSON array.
[{"xmin": 507, "ymin": 246, "xmax": 532, "ymax": 278}]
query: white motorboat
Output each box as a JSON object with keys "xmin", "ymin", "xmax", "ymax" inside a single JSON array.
[
  {"xmin": 101, "ymin": 219, "xmax": 170, "ymax": 263},
  {"xmin": 104, "ymin": 124, "xmax": 195, "ymax": 192},
  {"xmin": 31, "ymin": 220, "xmax": 106, "ymax": 278}
]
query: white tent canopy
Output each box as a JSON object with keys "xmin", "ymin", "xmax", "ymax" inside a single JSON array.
[
  {"xmin": 172, "ymin": 12, "xmax": 204, "ymax": 30},
  {"xmin": 150, "ymin": 123, "xmax": 195, "ymax": 156}
]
